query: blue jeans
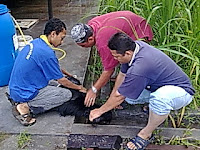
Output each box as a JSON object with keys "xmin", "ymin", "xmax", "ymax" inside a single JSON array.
[{"xmin": 125, "ymin": 85, "xmax": 193, "ymax": 115}]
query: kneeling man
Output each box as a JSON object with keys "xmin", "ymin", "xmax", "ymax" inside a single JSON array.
[{"xmin": 89, "ymin": 33, "xmax": 195, "ymax": 150}]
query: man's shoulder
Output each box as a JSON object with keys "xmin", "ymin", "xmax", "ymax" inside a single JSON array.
[
  {"xmin": 32, "ymin": 38, "xmax": 52, "ymax": 51},
  {"xmin": 135, "ymin": 40, "xmax": 149, "ymax": 47},
  {"xmin": 32, "ymin": 38, "xmax": 47, "ymax": 46},
  {"xmin": 136, "ymin": 41, "xmax": 158, "ymax": 53}
]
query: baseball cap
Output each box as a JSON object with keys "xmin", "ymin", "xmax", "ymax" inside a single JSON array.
[{"xmin": 71, "ymin": 23, "xmax": 92, "ymax": 43}]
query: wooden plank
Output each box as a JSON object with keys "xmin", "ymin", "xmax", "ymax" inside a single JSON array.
[
  {"xmin": 71, "ymin": 124, "xmax": 200, "ymax": 140},
  {"xmin": 15, "ymin": 19, "xmax": 39, "ymax": 29},
  {"xmin": 67, "ymin": 134, "xmax": 122, "ymax": 149}
]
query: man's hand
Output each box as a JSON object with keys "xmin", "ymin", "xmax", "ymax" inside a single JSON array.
[
  {"xmin": 89, "ymin": 90, "xmax": 125, "ymax": 122},
  {"xmin": 79, "ymin": 85, "xmax": 87, "ymax": 93},
  {"xmin": 84, "ymin": 88, "xmax": 97, "ymax": 107},
  {"xmin": 89, "ymin": 108, "xmax": 102, "ymax": 122}
]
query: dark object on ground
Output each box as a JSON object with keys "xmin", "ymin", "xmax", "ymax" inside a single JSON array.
[
  {"xmin": 55, "ymin": 76, "xmax": 112, "ymax": 125},
  {"xmin": 67, "ymin": 134, "xmax": 122, "ymax": 150},
  {"xmin": 55, "ymin": 91, "xmax": 112, "ymax": 125}
]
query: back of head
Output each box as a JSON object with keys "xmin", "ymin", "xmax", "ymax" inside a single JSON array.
[
  {"xmin": 44, "ymin": 18, "xmax": 66, "ymax": 36},
  {"xmin": 71, "ymin": 23, "xmax": 93, "ymax": 43},
  {"xmin": 108, "ymin": 32, "xmax": 136, "ymax": 55}
]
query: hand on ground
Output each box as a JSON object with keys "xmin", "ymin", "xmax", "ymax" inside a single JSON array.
[{"xmin": 89, "ymin": 108, "xmax": 102, "ymax": 122}]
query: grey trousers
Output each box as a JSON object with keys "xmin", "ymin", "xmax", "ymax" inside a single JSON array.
[{"xmin": 28, "ymin": 84, "xmax": 72, "ymax": 115}]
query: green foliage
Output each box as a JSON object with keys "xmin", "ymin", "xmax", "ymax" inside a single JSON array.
[
  {"xmin": 88, "ymin": 52, "xmax": 102, "ymax": 78},
  {"xmin": 152, "ymin": 129, "xmax": 166, "ymax": 145},
  {"xmin": 167, "ymin": 129, "xmax": 200, "ymax": 148},
  {"xmin": 86, "ymin": 46, "xmax": 103, "ymax": 89},
  {"xmin": 17, "ymin": 131, "xmax": 31, "ymax": 149},
  {"xmin": 152, "ymin": 129, "xmax": 200, "ymax": 148},
  {"xmin": 181, "ymin": 113, "xmax": 200, "ymax": 128}
]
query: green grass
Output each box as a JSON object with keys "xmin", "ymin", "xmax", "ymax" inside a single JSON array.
[
  {"xmin": 17, "ymin": 131, "xmax": 31, "ymax": 149},
  {"xmin": 153, "ymin": 129, "xmax": 200, "ymax": 148}
]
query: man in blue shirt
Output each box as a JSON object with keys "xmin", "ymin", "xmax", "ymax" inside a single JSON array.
[
  {"xmin": 9, "ymin": 18, "xmax": 86, "ymax": 126},
  {"xmin": 89, "ymin": 33, "xmax": 195, "ymax": 150}
]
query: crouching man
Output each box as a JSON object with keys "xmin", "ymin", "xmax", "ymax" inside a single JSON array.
[
  {"xmin": 89, "ymin": 33, "xmax": 195, "ymax": 150},
  {"xmin": 8, "ymin": 18, "xmax": 86, "ymax": 126}
]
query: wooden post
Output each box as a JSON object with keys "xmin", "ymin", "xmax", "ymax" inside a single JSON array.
[{"xmin": 47, "ymin": 0, "xmax": 53, "ymax": 19}]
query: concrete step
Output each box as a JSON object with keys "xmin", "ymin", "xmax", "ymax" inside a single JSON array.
[{"xmin": 71, "ymin": 124, "xmax": 200, "ymax": 140}]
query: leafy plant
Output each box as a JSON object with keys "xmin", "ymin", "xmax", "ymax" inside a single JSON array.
[
  {"xmin": 152, "ymin": 129, "xmax": 166, "ymax": 145},
  {"xmin": 152, "ymin": 129, "xmax": 200, "ymax": 148},
  {"xmin": 17, "ymin": 131, "xmax": 31, "ymax": 149},
  {"xmin": 167, "ymin": 129, "xmax": 200, "ymax": 148}
]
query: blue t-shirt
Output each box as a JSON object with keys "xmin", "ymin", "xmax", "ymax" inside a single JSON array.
[
  {"xmin": 9, "ymin": 38, "xmax": 63, "ymax": 102},
  {"xmin": 118, "ymin": 41, "xmax": 195, "ymax": 99}
]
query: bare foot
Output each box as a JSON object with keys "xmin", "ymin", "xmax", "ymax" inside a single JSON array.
[
  {"xmin": 16, "ymin": 103, "xmax": 36, "ymax": 124},
  {"xmin": 17, "ymin": 103, "xmax": 30, "ymax": 114}
]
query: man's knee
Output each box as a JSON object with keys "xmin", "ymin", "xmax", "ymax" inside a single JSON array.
[
  {"xmin": 149, "ymin": 86, "xmax": 193, "ymax": 115},
  {"xmin": 58, "ymin": 87, "xmax": 72, "ymax": 101}
]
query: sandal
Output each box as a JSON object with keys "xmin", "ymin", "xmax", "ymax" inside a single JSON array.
[
  {"xmin": 12, "ymin": 106, "xmax": 36, "ymax": 126},
  {"xmin": 5, "ymin": 92, "xmax": 18, "ymax": 106},
  {"xmin": 126, "ymin": 135, "xmax": 154, "ymax": 150}
]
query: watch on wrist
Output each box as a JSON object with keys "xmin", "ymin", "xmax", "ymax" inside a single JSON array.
[{"xmin": 91, "ymin": 85, "xmax": 97, "ymax": 93}]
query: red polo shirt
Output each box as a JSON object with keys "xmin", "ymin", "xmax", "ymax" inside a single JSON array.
[{"xmin": 88, "ymin": 11, "xmax": 153, "ymax": 71}]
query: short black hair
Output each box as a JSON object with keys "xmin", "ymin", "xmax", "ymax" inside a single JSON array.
[
  {"xmin": 108, "ymin": 32, "xmax": 136, "ymax": 55},
  {"xmin": 44, "ymin": 18, "xmax": 66, "ymax": 36},
  {"xmin": 83, "ymin": 26, "xmax": 93, "ymax": 43}
]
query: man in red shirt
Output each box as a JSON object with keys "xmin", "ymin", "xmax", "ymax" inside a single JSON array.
[{"xmin": 71, "ymin": 11, "xmax": 153, "ymax": 107}]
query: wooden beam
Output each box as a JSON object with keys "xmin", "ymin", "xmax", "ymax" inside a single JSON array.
[{"xmin": 47, "ymin": 0, "xmax": 53, "ymax": 19}]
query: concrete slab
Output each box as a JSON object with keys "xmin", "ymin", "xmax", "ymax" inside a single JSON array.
[
  {"xmin": 59, "ymin": 35, "xmax": 90, "ymax": 83},
  {"xmin": 71, "ymin": 124, "xmax": 200, "ymax": 140},
  {"xmin": 0, "ymin": 134, "xmax": 67, "ymax": 150}
]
